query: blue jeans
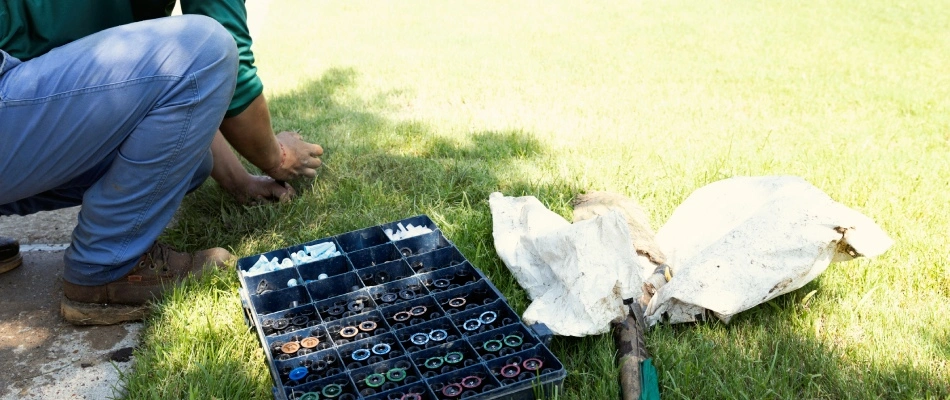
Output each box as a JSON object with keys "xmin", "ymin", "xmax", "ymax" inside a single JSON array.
[{"xmin": 0, "ymin": 15, "xmax": 238, "ymax": 286}]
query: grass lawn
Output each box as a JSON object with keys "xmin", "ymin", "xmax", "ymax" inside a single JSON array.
[{"xmin": 122, "ymin": 1, "xmax": 949, "ymax": 399}]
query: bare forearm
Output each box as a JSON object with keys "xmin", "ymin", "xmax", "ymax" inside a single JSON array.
[
  {"xmin": 219, "ymin": 94, "xmax": 281, "ymax": 173},
  {"xmin": 209, "ymin": 130, "xmax": 249, "ymax": 193},
  {"xmin": 219, "ymin": 93, "xmax": 323, "ymax": 182}
]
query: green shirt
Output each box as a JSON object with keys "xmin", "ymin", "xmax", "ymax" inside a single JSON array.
[{"xmin": 0, "ymin": 0, "xmax": 262, "ymax": 117}]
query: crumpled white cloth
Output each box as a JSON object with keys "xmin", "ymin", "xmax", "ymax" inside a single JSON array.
[
  {"xmin": 489, "ymin": 176, "xmax": 893, "ymax": 336},
  {"xmin": 489, "ymin": 192, "xmax": 648, "ymax": 336},
  {"xmin": 645, "ymin": 176, "xmax": 893, "ymax": 325}
]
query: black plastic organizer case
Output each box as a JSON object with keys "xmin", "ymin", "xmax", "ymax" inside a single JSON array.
[{"xmin": 237, "ymin": 215, "xmax": 566, "ymax": 400}]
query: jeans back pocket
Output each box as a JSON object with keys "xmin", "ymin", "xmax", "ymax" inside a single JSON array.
[{"xmin": 0, "ymin": 50, "xmax": 23, "ymax": 100}]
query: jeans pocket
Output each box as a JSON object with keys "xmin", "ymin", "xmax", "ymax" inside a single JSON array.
[{"xmin": 0, "ymin": 50, "xmax": 23, "ymax": 100}]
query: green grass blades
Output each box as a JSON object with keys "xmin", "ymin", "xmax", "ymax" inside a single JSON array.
[{"xmin": 124, "ymin": 1, "xmax": 950, "ymax": 398}]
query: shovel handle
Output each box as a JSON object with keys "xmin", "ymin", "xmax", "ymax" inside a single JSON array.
[{"xmin": 614, "ymin": 304, "xmax": 649, "ymax": 400}]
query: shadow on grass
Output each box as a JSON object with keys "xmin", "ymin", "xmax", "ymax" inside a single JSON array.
[
  {"xmin": 645, "ymin": 279, "xmax": 950, "ymax": 399},
  {"xmin": 152, "ymin": 68, "xmax": 587, "ymax": 398},
  {"xmin": 156, "ymin": 68, "xmax": 947, "ymax": 399},
  {"xmin": 649, "ymin": 322, "xmax": 949, "ymax": 399},
  {"xmin": 169, "ymin": 68, "xmax": 566, "ymax": 255}
]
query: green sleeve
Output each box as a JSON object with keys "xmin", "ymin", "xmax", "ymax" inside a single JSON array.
[{"xmin": 178, "ymin": 0, "xmax": 263, "ymax": 117}]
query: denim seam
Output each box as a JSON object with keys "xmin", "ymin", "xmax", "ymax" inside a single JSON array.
[
  {"xmin": 0, "ymin": 75, "xmax": 182, "ymax": 107},
  {"xmin": 110, "ymin": 73, "xmax": 200, "ymax": 266},
  {"xmin": 0, "ymin": 56, "xmax": 5, "ymax": 100}
]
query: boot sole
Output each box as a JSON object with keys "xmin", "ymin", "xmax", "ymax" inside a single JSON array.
[
  {"xmin": 0, "ymin": 254, "xmax": 23, "ymax": 274},
  {"xmin": 60, "ymin": 297, "xmax": 149, "ymax": 326}
]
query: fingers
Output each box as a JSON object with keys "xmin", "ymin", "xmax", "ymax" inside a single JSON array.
[
  {"xmin": 274, "ymin": 131, "xmax": 324, "ymax": 180},
  {"xmin": 309, "ymin": 144, "xmax": 324, "ymax": 157},
  {"xmin": 303, "ymin": 144, "xmax": 323, "ymax": 171},
  {"xmin": 294, "ymin": 152, "xmax": 321, "ymax": 176},
  {"xmin": 278, "ymin": 183, "xmax": 297, "ymax": 203},
  {"xmin": 235, "ymin": 176, "xmax": 298, "ymax": 206},
  {"xmin": 271, "ymin": 180, "xmax": 296, "ymax": 200},
  {"xmin": 296, "ymin": 158, "xmax": 318, "ymax": 178},
  {"xmin": 299, "ymin": 167, "xmax": 318, "ymax": 179},
  {"xmin": 302, "ymin": 158, "xmax": 322, "ymax": 169}
]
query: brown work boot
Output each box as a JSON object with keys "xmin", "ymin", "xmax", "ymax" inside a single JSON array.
[
  {"xmin": 61, "ymin": 242, "xmax": 232, "ymax": 325},
  {"xmin": 0, "ymin": 237, "xmax": 22, "ymax": 274}
]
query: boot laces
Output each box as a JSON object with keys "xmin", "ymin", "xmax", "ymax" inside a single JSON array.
[{"xmin": 144, "ymin": 243, "xmax": 171, "ymax": 273}]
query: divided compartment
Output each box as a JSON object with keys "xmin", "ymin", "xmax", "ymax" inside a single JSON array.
[
  {"xmin": 426, "ymin": 363, "xmax": 501, "ymax": 400},
  {"xmin": 267, "ymin": 325, "xmax": 332, "ymax": 362},
  {"xmin": 410, "ymin": 339, "xmax": 482, "ymax": 379},
  {"xmin": 284, "ymin": 372, "xmax": 359, "ymax": 400},
  {"xmin": 468, "ymin": 324, "xmax": 541, "ymax": 362},
  {"xmin": 275, "ymin": 347, "xmax": 344, "ymax": 386},
  {"xmin": 251, "ymin": 285, "xmax": 312, "ymax": 317},
  {"xmin": 395, "ymin": 317, "xmax": 462, "ymax": 353},
  {"xmin": 366, "ymin": 276, "xmax": 429, "ymax": 307},
  {"xmin": 337, "ymin": 332, "xmax": 406, "ymax": 370},
  {"xmin": 392, "ymin": 230, "xmax": 451, "ymax": 259},
  {"xmin": 365, "ymin": 382, "xmax": 437, "ymax": 400},
  {"xmin": 305, "ymin": 271, "xmax": 364, "ymax": 303},
  {"xmin": 323, "ymin": 310, "xmax": 390, "ymax": 346},
  {"xmin": 258, "ymin": 302, "xmax": 320, "ymax": 337},
  {"xmin": 379, "ymin": 215, "xmax": 438, "ymax": 241},
  {"xmin": 313, "ymin": 290, "xmax": 378, "ymax": 323},
  {"xmin": 286, "ymin": 237, "xmax": 343, "ymax": 266},
  {"xmin": 243, "ymin": 267, "xmax": 301, "ymax": 298},
  {"xmin": 237, "ymin": 245, "xmax": 300, "ymax": 295},
  {"xmin": 404, "ymin": 246, "xmax": 467, "ymax": 274},
  {"xmin": 348, "ymin": 242, "xmax": 402, "ymax": 270},
  {"xmin": 417, "ymin": 262, "xmax": 482, "ymax": 294},
  {"xmin": 358, "ymin": 259, "xmax": 414, "ymax": 287},
  {"xmin": 349, "ymin": 356, "xmax": 422, "ymax": 398},
  {"xmin": 449, "ymin": 299, "xmax": 520, "ymax": 336},
  {"xmin": 237, "ymin": 247, "xmax": 291, "ymax": 274},
  {"xmin": 381, "ymin": 296, "xmax": 445, "ymax": 331},
  {"xmin": 297, "ymin": 254, "xmax": 353, "ymax": 284},
  {"xmin": 484, "ymin": 345, "xmax": 566, "ymax": 396},
  {"xmin": 336, "ymin": 226, "xmax": 391, "ymax": 253},
  {"xmin": 432, "ymin": 280, "xmax": 501, "ymax": 316}
]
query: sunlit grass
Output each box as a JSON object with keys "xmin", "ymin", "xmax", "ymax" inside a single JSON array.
[{"xmin": 122, "ymin": 1, "xmax": 949, "ymax": 398}]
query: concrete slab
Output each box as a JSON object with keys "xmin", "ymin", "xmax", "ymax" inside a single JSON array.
[
  {"xmin": 0, "ymin": 249, "xmax": 142, "ymax": 400},
  {"xmin": 0, "ymin": 207, "xmax": 79, "ymax": 245}
]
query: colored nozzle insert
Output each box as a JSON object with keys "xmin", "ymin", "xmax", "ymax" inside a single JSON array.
[
  {"xmin": 289, "ymin": 366, "xmax": 309, "ymax": 381},
  {"xmin": 321, "ymin": 384, "xmax": 343, "ymax": 398},
  {"xmin": 364, "ymin": 373, "xmax": 386, "ymax": 388},
  {"xmin": 386, "ymin": 367, "xmax": 407, "ymax": 382}
]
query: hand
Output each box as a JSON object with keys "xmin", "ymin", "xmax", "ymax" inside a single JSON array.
[
  {"xmin": 264, "ymin": 131, "xmax": 324, "ymax": 182},
  {"xmin": 226, "ymin": 175, "xmax": 296, "ymax": 205}
]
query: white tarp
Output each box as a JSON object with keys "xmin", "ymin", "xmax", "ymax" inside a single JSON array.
[
  {"xmin": 488, "ymin": 192, "xmax": 648, "ymax": 336},
  {"xmin": 645, "ymin": 176, "xmax": 893, "ymax": 325},
  {"xmin": 489, "ymin": 176, "xmax": 893, "ymax": 335}
]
